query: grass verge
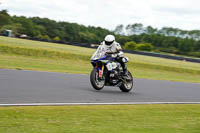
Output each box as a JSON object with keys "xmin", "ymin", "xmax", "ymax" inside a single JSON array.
[
  {"xmin": 0, "ymin": 36, "xmax": 200, "ymax": 83},
  {"xmin": 0, "ymin": 105, "xmax": 200, "ymax": 133}
]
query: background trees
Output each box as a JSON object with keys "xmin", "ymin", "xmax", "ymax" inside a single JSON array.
[
  {"xmin": 123, "ymin": 41, "xmax": 153, "ymax": 51},
  {"xmin": 0, "ymin": 10, "xmax": 11, "ymax": 26},
  {"xmin": 123, "ymin": 41, "xmax": 137, "ymax": 50}
]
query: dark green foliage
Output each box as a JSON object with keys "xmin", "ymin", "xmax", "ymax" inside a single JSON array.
[
  {"xmin": 123, "ymin": 41, "xmax": 153, "ymax": 51},
  {"xmin": 40, "ymin": 35, "xmax": 50, "ymax": 41},
  {"xmin": 136, "ymin": 43, "xmax": 153, "ymax": 51},
  {"xmin": 0, "ymin": 10, "xmax": 11, "ymax": 26},
  {"xmin": 53, "ymin": 36, "xmax": 60, "ymax": 41},
  {"xmin": 0, "ymin": 10, "xmax": 112, "ymax": 43},
  {"xmin": 116, "ymin": 35, "xmax": 131, "ymax": 45},
  {"xmin": 0, "ymin": 23, "xmax": 24, "ymax": 35},
  {"xmin": 123, "ymin": 41, "xmax": 137, "ymax": 50}
]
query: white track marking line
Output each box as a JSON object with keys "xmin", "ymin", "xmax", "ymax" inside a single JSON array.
[{"xmin": 0, "ymin": 102, "xmax": 200, "ymax": 106}]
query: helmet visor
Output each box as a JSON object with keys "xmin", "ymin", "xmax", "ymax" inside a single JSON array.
[{"xmin": 105, "ymin": 41, "xmax": 114, "ymax": 46}]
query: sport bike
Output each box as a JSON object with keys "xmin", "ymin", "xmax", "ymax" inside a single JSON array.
[{"xmin": 90, "ymin": 52, "xmax": 134, "ymax": 92}]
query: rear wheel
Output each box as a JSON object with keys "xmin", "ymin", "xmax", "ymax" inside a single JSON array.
[
  {"xmin": 119, "ymin": 71, "xmax": 133, "ymax": 92},
  {"xmin": 90, "ymin": 68, "xmax": 105, "ymax": 90}
]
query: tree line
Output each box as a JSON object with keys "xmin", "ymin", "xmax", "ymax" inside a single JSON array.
[
  {"xmin": 114, "ymin": 23, "xmax": 200, "ymax": 40},
  {"xmin": 0, "ymin": 10, "xmax": 200, "ymax": 57},
  {"xmin": 0, "ymin": 10, "xmax": 112, "ymax": 44}
]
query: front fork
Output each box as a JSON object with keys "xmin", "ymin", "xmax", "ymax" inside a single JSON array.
[{"xmin": 97, "ymin": 64, "xmax": 104, "ymax": 79}]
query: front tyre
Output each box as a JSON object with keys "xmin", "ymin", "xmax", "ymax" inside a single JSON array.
[
  {"xmin": 119, "ymin": 71, "xmax": 133, "ymax": 92},
  {"xmin": 90, "ymin": 68, "xmax": 105, "ymax": 90}
]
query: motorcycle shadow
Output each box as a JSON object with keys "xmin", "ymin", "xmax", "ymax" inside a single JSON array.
[{"xmin": 87, "ymin": 87, "xmax": 135, "ymax": 95}]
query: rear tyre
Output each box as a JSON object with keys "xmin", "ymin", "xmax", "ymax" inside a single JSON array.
[
  {"xmin": 119, "ymin": 71, "xmax": 133, "ymax": 92},
  {"xmin": 90, "ymin": 68, "xmax": 105, "ymax": 90}
]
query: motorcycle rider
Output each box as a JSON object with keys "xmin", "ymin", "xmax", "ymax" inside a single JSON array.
[{"xmin": 92, "ymin": 34, "xmax": 128, "ymax": 77}]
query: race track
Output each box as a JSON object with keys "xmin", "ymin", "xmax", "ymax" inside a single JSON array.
[{"xmin": 0, "ymin": 69, "xmax": 200, "ymax": 104}]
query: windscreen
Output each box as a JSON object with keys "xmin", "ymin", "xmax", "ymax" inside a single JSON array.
[{"xmin": 90, "ymin": 48, "xmax": 105, "ymax": 60}]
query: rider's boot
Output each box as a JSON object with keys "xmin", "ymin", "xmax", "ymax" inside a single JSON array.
[
  {"xmin": 118, "ymin": 58, "xmax": 130, "ymax": 80},
  {"xmin": 122, "ymin": 67, "xmax": 130, "ymax": 80},
  {"xmin": 123, "ymin": 69, "xmax": 128, "ymax": 75}
]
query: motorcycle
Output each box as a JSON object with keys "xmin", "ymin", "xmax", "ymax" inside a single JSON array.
[{"xmin": 90, "ymin": 51, "xmax": 134, "ymax": 92}]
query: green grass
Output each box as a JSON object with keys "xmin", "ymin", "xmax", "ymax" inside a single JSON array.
[
  {"xmin": 0, "ymin": 36, "xmax": 200, "ymax": 83},
  {"xmin": 1, "ymin": 36, "xmax": 200, "ymax": 133},
  {"xmin": 0, "ymin": 105, "xmax": 200, "ymax": 133}
]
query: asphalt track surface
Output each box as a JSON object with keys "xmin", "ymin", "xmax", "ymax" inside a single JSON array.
[{"xmin": 0, "ymin": 69, "xmax": 200, "ymax": 104}]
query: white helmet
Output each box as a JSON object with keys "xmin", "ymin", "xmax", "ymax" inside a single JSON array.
[{"xmin": 104, "ymin": 34, "xmax": 115, "ymax": 46}]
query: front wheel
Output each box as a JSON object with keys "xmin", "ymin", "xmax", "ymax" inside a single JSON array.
[
  {"xmin": 90, "ymin": 68, "xmax": 105, "ymax": 90},
  {"xmin": 119, "ymin": 71, "xmax": 134, "ymax": 92}
]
